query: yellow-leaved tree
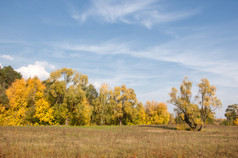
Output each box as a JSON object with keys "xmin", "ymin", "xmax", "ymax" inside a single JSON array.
[
  {"xmin": 3, "ymin": 78, "xmax": 53, "ymax": 126},
  {"xmin": 133, "ymin": 102, "xmax": 146, "ymax": 125},
  {"xmin": 197, "ymin": 78, "xmax": 222, "ymax": 127},
  {"xmin": 5, "ymin": 79, "xmax": 28, "ymax": 125},
  {"xmin": 169, "ymin": 77, "xmax": 222, "ymax": 131},
  {"xmin": 145, "ymin": 101, "xmax": 170, "ymax": 125},
  {"xmin": 169, "ymin": 77, "xmax": 202, "ymax": 131},
  {"xmin": 26, "ymin": 78, "xmax": 53, "ymax": 125},
  {"xmin": 0, "ymin": 104, "xmax": 7, "ymax": 125},
  {"xmin": 112, "ymin": 85, "xmax": 137, "ymax": 125},
  {"xmin": 34, "ymin": 98, "xmax": 53, "ymax": 125},
  {"xmin": 93, "ymin": 83, "xmax": 110, "ymax": 125}
]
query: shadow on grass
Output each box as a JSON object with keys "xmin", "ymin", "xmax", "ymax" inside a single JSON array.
[{"xmin": 138, "ymin": 125, "xmax": 177, "ymax": 130}]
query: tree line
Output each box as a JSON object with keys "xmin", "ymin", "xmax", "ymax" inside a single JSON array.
[
  {"xmin": 0, "ymin": 66, "xmax": 169, "ymax": 126},
  {"xmin": 0, "ymin": 66, "xmax": 237, "ymax": 130}
]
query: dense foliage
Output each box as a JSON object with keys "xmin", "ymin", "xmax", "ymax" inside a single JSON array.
[{"xmin": 0, "ymin": 66, "xmax": 170, "ymax": 126}]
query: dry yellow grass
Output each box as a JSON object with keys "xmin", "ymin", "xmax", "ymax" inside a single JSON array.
[{"xmin": 0, "ymin": 125, "xmax": 237, "ymax": 157}]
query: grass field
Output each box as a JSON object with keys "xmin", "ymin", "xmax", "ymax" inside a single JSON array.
[{"xmin": 0, "ymin": 125, "xmax": 237, "ymax": 158}]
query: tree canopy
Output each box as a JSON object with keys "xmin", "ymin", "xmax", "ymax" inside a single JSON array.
[{"xmin": 0, "ymin": 65, "xmax": 228, "ymax": 130}]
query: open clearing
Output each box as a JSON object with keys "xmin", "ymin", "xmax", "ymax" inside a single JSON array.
[{"xmin": 0, "ymin": 125, "xmax": 237, "ymax": 157}]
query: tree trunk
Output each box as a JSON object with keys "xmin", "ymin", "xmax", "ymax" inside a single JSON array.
[
  {"xmin": 184, "ymin": 114, "xmax": 203, "ymax": 131},
  {"xmin": 101, "ymin": 117, "xmax": 103, "ymax": 126},
  {"xmin": 198, "ymin": 124, "xmax": 203, "ymax": 131},
  {"xmin": 203, "ymin": 121, "xmax": 206, "ymax": 128},
  {"xmin": 184, "ymin": 114, "xmax": 197, "ymax": 130},
  {"xmin": 119, "ymin": 119, "xmax": 122, "ymax": 126},
  {"xmin": 65, "ymin": 117, "xmax": 69, "ymax": 126}
]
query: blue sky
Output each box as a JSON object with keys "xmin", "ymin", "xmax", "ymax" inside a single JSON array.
[{"xmin": 0, "ymin": 0, "xmax": 238, "ymax": 118}]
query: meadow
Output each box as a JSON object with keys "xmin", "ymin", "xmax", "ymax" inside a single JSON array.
[{"xmin": 0, "ymin": 125, "xmax": 237, "ymax": 158}]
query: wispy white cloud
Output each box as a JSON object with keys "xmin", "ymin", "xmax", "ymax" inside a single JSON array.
[
  {"xmin": 141, "ymin": 33, "xmax": 238, "ymax": 87},
  {"xmin": 53, "ymin": 28, "xmax": 238, "ymax": 88},
  {"xmin": 55, "ymin": 41, "xmax": 133, "ymax": 56},
  {"xmin": 89, "ymin": 70, "xmax": 156, "ymax": 89},
  {"xmin": 16, "ymin": 61, "xmax": 56, "ymax": 80},
  {"xmin": 71, "ymin": 0, "xmax": 198, "ymax": 28},
  {"xmin": 0, "ymin": 54, "xmax": 14, "ymax": 61}
]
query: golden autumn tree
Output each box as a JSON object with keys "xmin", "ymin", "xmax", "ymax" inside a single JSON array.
[
  {"xmin": 34, "ymin": 98, "xmax": 53, "ymax": 125},
  {"xmin": 5, "ymin": 79, "xmax": 28, "ymax": 125},
  {"xmin": 133, "ymin": 102, "xmax": 146, "ymax": 125},
  {"xmin": 111, "ymin": 86, "xmax": 123, "ymax": 125},
  {"xmin": 197, "ymin": 78, "xmax": 222, "ymax": 127},
  {"xmin": 0, "ymin": 104, "xmax": 6, "ymax": 125},
  {"xmin": 169, "ymin": 77, "xmax": 222, "ymax": 131},
  {"xmin": 112, "ymin": 85, "xmax": 137, "ymax": 125},
  {"xmin": 169, "ymin": 77, "xmax": 202, "ymax": 131},
  {"xmin": 26, "ymin": 78, "xmax": 53, "ymax": 125},
  {"xmin": 145, "ymin": 101, "xmax": 170, "ymax": 125},
  {"xmin": 93, "ymin": 83, "xmax": 110, "ymax": 125},
  {"xmin": 3, "ymin": 78, "xmax": 53, "ymax": 126}
]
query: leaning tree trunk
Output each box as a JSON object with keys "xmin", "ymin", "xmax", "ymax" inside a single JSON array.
[
  {"xmin": 198, "ymin": 124, "xmax": 203, "ymax": 131},
  {"xmin": 184, "ymin": 114, "xmax": 201, "ymax": 131},
  {"xmin": 184, "ymin": 119, "xmax": 196, "ymax": 131}
]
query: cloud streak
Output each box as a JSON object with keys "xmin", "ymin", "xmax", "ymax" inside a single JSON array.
[
  {"xmin": 71, "ymin": 0, "xmax": 198, "ymax": 28},
  {"xmin": 53, "ymin": 28, "xmax": 238, "ymax": 88},
  {"xmin": 0, "ymin": 54, "xmax": 14, "ymax": 61}
]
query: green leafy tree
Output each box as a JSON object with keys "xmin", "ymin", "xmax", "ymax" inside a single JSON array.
[
  {"xmin": 47, "ymin": 80, "xmax": 67, "ymax": 125},
  {"xmin": 0, "ymin": 66, "xmax": 22, "ymax": 106},
  {"xmin": 0, "ymin": 85, "xmax": 9, "ymax": 106},
  {"xmin": 225, "ymin": 104, "xmax": 238, "ymax": 125},
  {"xmin": 0, "ymin": 66, "xmax": 22, "ymax": 89},
  {"xmin": 85, "ymin": 84, "xmax": 98, "ymax": 106},
  {"xmin": 65, "ymin": 85, "xmax": 92, "ymax": 125},
  {"xmin": 85, "ymin": 84, "xmax": 99, "ymax": 125},
  {"xmin": 47, "ymin": 68, "xmax": 92, "ymax": 125}
]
